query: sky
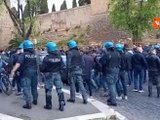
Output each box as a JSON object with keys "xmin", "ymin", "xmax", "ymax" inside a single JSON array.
[{"xmin": 10, "ymin": 0, "xmax": 79, "ymax": 12}]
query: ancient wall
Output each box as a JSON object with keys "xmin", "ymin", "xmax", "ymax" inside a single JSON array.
[
  {"xmin": 38, "ymin": 0, "xmax": 125, "ymax": 42},
  {"xmin": 39, "ymin": 5, "xmax": 92, "ymax": 32},
  {"xmin": 38, "ymin": 0, "xmax": 108, "ymax": 32},
  {"xmin": 0, "ymin": 3, "xmax": 15, "ymax": 49}
]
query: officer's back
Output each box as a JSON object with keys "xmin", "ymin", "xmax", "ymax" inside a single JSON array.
[
  {"xmin": 41, "ymin": 51, "xmax": 64, "ymax": 73},
  {"xmin": 100, "ymin": 49, "xmax": 120, "ymax": 74},
  {"xmin": 67, "ymin": 47, "xmax": 83, "ymax": 69},
  {"xmin": 21, "ymin": 50, "xmax": 37, "ymax": 70}
]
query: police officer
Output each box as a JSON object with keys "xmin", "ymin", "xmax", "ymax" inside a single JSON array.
[
  {"xmin": 146, "ymin": 48, "xmax": 160, "ymax": 98},
  {"xmin": 10, "ymin": 40, "xmax": 38, "ymax": 109},
  {"xmin": 10, "ymin": 43, "xmax": 23, "ymax": 95},
  {"xmin": 40, "ymin": 42, "xmax": 65, "ymax": 111},
  {"xmin": 67, "ymin": 40, "xmax": 87, "ymax": 104},
  {"xmin": 115, "ymin": 43, "xmax": 128, "ymax": 100},
  {"xmin": 100, "ymin": 41, "xmax": 121, "ymax": 106}
]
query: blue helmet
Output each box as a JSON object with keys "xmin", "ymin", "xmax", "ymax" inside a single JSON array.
[
  {"xmin": 67, "ymin": 40, "xmax": 77, "ymax": 49},
  {"xmin": 18, "ymin": 43, "xmax": 24, "ymax": 49},
  {"xmin": 104, "ymin": 41, "xmax": 114, "ymax": 49},
  {"xmin": 23, "ymin": 40, "xmax": 33, "ymax": 49},
  {"xmin": 154, "ymin": 45, "xmax": 160, "ymax": 49},
  {"xmin": 115, "ymin": 43, "xmax": 124, "ymax": 52},
  {"xmin": 46, "ymin": 42, "xmax": 58, "ymax": 52}
]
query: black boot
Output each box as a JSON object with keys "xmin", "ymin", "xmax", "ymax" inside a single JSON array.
[
  {"xmin": 157, "ymin": 87, "xmax": 160, "ymax": 98},
  {"xmin": 59, "ymin": 93, "xmax": 65, "ymax": 111},
  {"xmin": 32, "ymin": 100, "xmax": 37, "ymax": 105},
  {"xmin": 67, "ymin": 99, "xmax": 75, "ymax": 103},
  {"xmin": 44, "ymin": 95, "xmax": 52, "ymax": 110},
  {"xmin": 23, "ymin": 102, "xmax": 32, "ymax": 109},
  {"xmin": 83, "ymin": 99, "xmax": 88, "ymax": 104},
  {"xmin": 148, "ymin": 86, "xmax": 152, "ymax": 97},
  {"xmin": 107, "ymin": 102, "xmax": 117, "ymax": 106},
  {"xmin": 0, "ymin": 89, "xmax": 2, "ymax": 93}
]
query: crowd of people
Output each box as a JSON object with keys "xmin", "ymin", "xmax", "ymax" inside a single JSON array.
[{"xmin": 0, "ymin": 39, "xmax": 160, "ymax": 111}]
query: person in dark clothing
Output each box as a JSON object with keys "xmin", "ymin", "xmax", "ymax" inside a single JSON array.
[
  {"xmin": 10, "ymin": 40, "xmax": 38, "ymax": 109},
  {"xmin": 67, "ymin": 40, "xmax": 87, "ymax": 104},
  {"xmin": 40, "ymin": 42, "xmax": 65, "ymax": 111},
  {"xmin": 125, "ymin": 49, "xmax": 134, "ymax": 85},
  {"xmin": 100, "ymin": 41, "xmax": 121, "ymax": 106},
  {"xmin": 115, "ymin": 43, "xmax": 128, "ymax": 100},
  {"xmin": 83, "ymin": 51, "xmax": 94, "ymax": 97},
  {"xmin": 132, "ymin": 47, "xmax": 148, "ymax": 92},
  {"xmin": 146, "ymin": 48, "xmax": 160, "ymax": 98},
  {"xmin": 10, "ymin": 44, "xmax": 23, "ymax": 95},
  {"xmin": 93, "ymin": 53, "xmax": 102, "ymax": 89}
]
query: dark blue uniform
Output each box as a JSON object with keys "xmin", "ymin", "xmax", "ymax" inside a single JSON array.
[
  {"xmin": 17, "ymin": 50, "xmax": 38, "ymax": 105},
  {"xmin": 40, "ymin": 51, "xmax": 65, "ymax": 110},
  {"xmin": 11, "ymin": 53, "xmax": 22, "ymax": 93},
  {"xmin": 67, "ymin": 48, "xmax": 87, "ymax": 103},
  {"xmin": 100, "ymin": 49, "xmax": 121, "ymax": 105}
]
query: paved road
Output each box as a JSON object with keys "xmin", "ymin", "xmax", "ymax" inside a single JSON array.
[
  {"xmin": 0, "ymin": 89, "xmax": 100, "ymax": 120},
  {"xmin": 1, "ymin": 83, "xmax": 159, "ymax": 120},
  {"xmin": 93, "ymin": 84, "xmax": 160, "ymax": 120}
]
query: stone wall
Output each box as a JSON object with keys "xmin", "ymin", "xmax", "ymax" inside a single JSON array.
[
  {"xmin": 38, "ymin": 5, "xmax": 92, "ymax": 32},
  {"xmin": 37, "ymin": 0, "xmax": 120, "ymax": 42},
  {"xmin": 0, "ymin": 3, "xmax": 15, "ymax": 49}
]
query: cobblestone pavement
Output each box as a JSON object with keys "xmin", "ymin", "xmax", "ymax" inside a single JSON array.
[{"xmin": 93, "ymin": 84, "xmax": 160, "ymax": 120}]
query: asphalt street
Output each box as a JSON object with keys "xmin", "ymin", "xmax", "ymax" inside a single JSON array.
[{"xmin": 0, "ymin": 89, "xmax": 100, "ymax": 120}]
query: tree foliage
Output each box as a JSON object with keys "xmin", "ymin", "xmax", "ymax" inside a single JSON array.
[
  {"xmin": 39, "ymin": 0, "xmax": 48, "ymax": 14},
  {"xmin": 52, "ymin": 4, "xmax": 56, "ymax": 12},
  {"xmin": 2, "ymin": 0, "xmax": 42, "ymax": 41},
  {"xmin": 8, "ymin": 34, "xmax": 24, "ymax": 49},
  {"xmin": 108, "ymin": 0, "xmax": 160, "ymax": 42},
  {"xmin": 11, "ymin": 7, "xmax": 18, "ymax": 19},
  {"xmin": 72, "ymin": 0, "xmax": 77, "ymax": 8},
  {"xmin": 60, "ymin": 0, "xmax": 67, "ymax": 10},
  {"xmin": 78, "ymin": 0, "xmax": 91, "ymax": 6}
]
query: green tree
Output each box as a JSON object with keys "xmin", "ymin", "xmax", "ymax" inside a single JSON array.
[
  {"xmin": 78, "ymin": 0, "xmax": 91, "ymax": 6},
  {"xmin": 52, "ymin": 4, "xmax": 56, "ymax": 12},
  {"xmin": 60, "ymin": 0, "xmax": 67, "ymax": 10},
  {"xmin": 72, "ymin": 0, "xmax": 77, "ymax": 8},
  {"xmin": 9, "ymin": 34, "xmax": 24, "ymax": 49},
  {"xmin": 109, "ymin": 0, "xmax": 160, "ymax": 42},
  {"xmin": 2, "ymin": 0, "xmax": 41, "ymax": 39},
  {"xmin": 39, "ymin": 0, "xmax": 48, "ymax": 14},
  {"xmin": 23, "ymin": 4, "xmax": 30, "ymax": 18},
  {"xmin": 11, "ymin": 7, "xmax": 18, "ymax": 18}
]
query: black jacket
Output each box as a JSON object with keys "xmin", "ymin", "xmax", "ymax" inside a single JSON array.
[
  {"xmin": 146, "ymin": 53, "xmax": 160, "ymax": 73},
  {"xmin": 119, "ymin": 52, "xmax": 127, "ymax": 71},
  {"xmin": 100, "ymin": 50, "xmax": 121, "ymax": 74},
  {"xmin": 83, "ymin": 54, "xmax": 94, "ymax": 79},
  {"xmin": 131, "ymin": 51, "xmax": 148, "ymax": 70},
  {"xmin": 67, "ymin": 48, "xmax": 84, "ymax": 70},
  {"xmin": 125, "ymin": 51, "xmax": 133, "ymax": 70},
  {"xmin": 40, "ymin": 51, "xmax": 64, "ymax": 73}
]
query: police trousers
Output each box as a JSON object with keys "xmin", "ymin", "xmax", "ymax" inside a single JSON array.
[
  {"xmin": 21, "ymin": 69, "xmax": 38, "ymax": 104},
  {"xmin": 44, "ymin": 72, "xmax": 63, "ymax": 96},
  {"xmin": 69, "ymin": 66, "xmax": 87, "ymax": 100},
  {"xmin": 106, "ymin": 68, "xmax": 119, "ymax": 104}
]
